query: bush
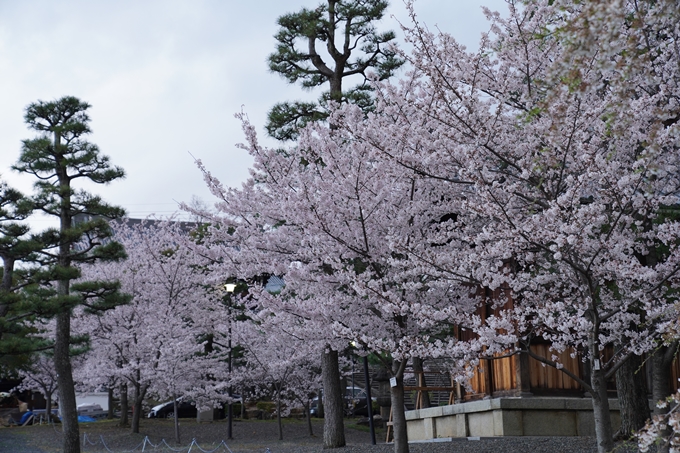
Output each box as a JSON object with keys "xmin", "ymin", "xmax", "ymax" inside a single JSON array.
[{"xmin": 256, "ymin": 401, "xmax": 276, "ymax": 413}]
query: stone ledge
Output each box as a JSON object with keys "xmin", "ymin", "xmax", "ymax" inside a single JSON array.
[
  {"xmin": 405, "ymin": 397, "xmax": 627, "ymax": 440},
  {"xmin": 405, "ymin": 396, "xmax": 621, "ymax": 421}
]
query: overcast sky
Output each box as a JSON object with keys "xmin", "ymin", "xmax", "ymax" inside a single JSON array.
[{"xmin": 0, "ymin": 0, "xmax": 506, "ymax": 228}]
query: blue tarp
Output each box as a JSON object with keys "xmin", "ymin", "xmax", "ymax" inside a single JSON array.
[
  {"xmin": 19, "ymin": 411, "xmax": 33, "ymax": 424},
  {"xmin": 78, "ymin": 415, "xmax": 96, "ymax": 423}
]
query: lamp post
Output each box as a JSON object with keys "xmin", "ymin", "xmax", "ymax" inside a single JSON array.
[
  {"xmin": 225, "ymin": 283, "xmax": 236, "ymax": 440},
  {"xmin": 352, "ymin": 341, "xmax": 376, "ymax": 445},
  {"xmin": 363, "ymin": 355, "xmax": 376, "ymax": 445}
]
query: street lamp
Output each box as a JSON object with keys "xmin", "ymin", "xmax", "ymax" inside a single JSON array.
[
  {"xmin": 225, "ymin": 282, "xmax": 235, "ymax": 440},
  {"xmin": 351, "ymin": 341, "xmax": 376, "ymax": 445},
  {"xmin": 224, "ymin": 283, "xmax": 237, "ymax": 293}
]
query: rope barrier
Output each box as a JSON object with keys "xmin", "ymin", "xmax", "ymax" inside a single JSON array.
[
  {"xmin": 188, "ymin": 438, "xmax": 233, "ymax": 453},
  {"xmin": 81, "ymin": 432, "xmax": 238, "ymax": 453}
]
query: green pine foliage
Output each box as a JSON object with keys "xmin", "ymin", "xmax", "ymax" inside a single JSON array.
[
  {"xmin": 266, "ymin": 0, "xmax": 403, "ymax": 141},
  {"xmin": 13, "ymin": 96, "xmax": 130, "ymax": 315},
  {"xmin": 0, "ymin": 181, "xmax": 44, "ymax": 372}
]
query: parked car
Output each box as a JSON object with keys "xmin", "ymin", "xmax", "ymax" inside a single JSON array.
[
  {"xmin": 77, "ymin": 403, "xmax": 107, "ymax": 420},
  {"xmin": 309, "ymin": 386, "xmax": 375, "ymax": 417},
  {"xmin": 147, "ymin": 399, "xmax": 197, "ymax": 419},
  {"xmin": 147, "ymin": 397, "xmax": 231, "ymax": 419}
]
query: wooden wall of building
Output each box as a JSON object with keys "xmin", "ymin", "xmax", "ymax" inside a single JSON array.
[
  {"xmin": 457, "ymin": 284, "xmax": 680, "ymax": 400},
  {"xmin": 528, "ymin": 344, "xmax": 582, "ymax": 394}
]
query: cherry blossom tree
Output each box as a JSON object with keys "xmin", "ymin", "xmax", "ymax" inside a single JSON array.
[
  {"xmin": 233, "ymin": 311, "xmax": 322, "ymax": 440},
  {"xmin": 189, "ymin": 105, "xmax": 483, "ymax": 453},
  {"xmin": 347, "ymin": 1, "xmax": 680, "ymax": 451},
  {"xmin": 556, "ymin": 1, "xmax": 680, "ymax": 446},
  {"xmin": 14, "ymin": 353, "xmax": 58, "ymax": 422},
  {"xmin": 76, "ymin": 219, "xmax": 230, "ymax": 436},
  {"xmin": 639, "ymin": 389, "xmax": 680, "ymax": 453}
]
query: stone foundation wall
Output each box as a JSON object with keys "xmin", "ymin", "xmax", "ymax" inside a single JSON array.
[{"xmin": 405, "ymin": 397, "xmax": 622, "ymax": 440}]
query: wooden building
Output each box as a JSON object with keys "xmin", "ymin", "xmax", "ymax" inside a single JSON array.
[{"xmin": 451, "ymin": 286, "xmax": 679, "ymax": 402}]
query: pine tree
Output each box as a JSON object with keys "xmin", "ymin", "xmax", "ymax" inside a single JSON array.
[
  {"xmin": 0, "ymin": 180, "xmax": 43, "ymax": 371},
  {"xmin": 266, "ymin": 0, "xmax": 402, "ymax": 141},
  {"xmin": 13, "ymin": 96, "xmax": 129, "ymax": 453}
]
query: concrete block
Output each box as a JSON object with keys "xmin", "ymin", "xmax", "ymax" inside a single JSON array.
[
  {"xmin": 464, "ymin": 399, "xmax": 493, "ymax": 414},
  {"xmin": 523, "ymin": 410, "xmax": 577, "ymax": 436},
  {"xmin": 468, "ymin": 411, "xmax": 495, "ymax": 437},
  {"xmin": 405, "ymin": 397, "xmax": 628, "ymax": 441},
  {"xmin": 421, "ymin": 406, "xmax": 443, "ymax": 418},
  {"xmin": 441, "ymin": 404, "xmax": 456, "ymax": 417},
  {"xmin": 434, "ymin": 414, "xmax": 458, "ymax": 438},
  {"xmin": 424, "ymin": 417, "xmax": 436, "ymax": 439},
  {"xmin": 407, "ymin": 418, "xmax": 426, "ymax": 441},
  {"xmin": 456, "ymin": 413, "xmax": 469, "ymax": 438},
  {"xmin": 493, "ymin": 409, "xmax": 523, "ymax": 436},
  {"xmin": 577, "ymin": 410, "xmax": 595, "ymax": 436},
  {"xmin": 493, "ymin": 410, "xmax": 503, "ymax": 436},
  {"xmin": 564, "ymin": 398, "xmax": 592, "ymax": 411}
]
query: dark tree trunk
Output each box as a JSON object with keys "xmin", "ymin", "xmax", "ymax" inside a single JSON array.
[
  {"xmin": 322, "ymin": 348, "xmax": 345, "ymax": 448},
  {"xmin": 54, "ymin": 310, "xmax": 80, "ymax": 453},
  {"xmin": 45, "ymin": 392, "xmax": 52, "ymax": 423},
  {"xmin": 615, "ymin": 353, "xmax": 650, "ymax": 439},
  {"xmin": 652, "ymin": 343, "xmax": 677, "ymax": 453},
  {"xmin": 411, "ymin": 357, "xmax": 431, "ymax": 409},
  {"xmin": 277, "ymin": 396, "xmax": 283, "ymax": 440},
  {"xmin": 173, "ymin": 395, "xmax": 180, "ymax": 444},
  {"xmin": 119, "ymin": 383, "xmax": 129, "ymax": 427},
  {"xmin": 652, "ymin": 344, "xmax": 676, "ymax": 414},
  {"xmin": 304, "ymin": 402, "xmax": 314, "ymax": 437},
  {"xmin": 0, "ymin": 257, "xmax": 14, "ymax": 327},
  {"xmin": 390, "ymin": 360, "xmax": 409, "ymax": 453},
  {"xmin": 107, "ymin": 387, "xmax": 114, "ymax": 420},
  {"xmin": 130, "ymin": 383, "xmax": 146, "ymax": 434}
]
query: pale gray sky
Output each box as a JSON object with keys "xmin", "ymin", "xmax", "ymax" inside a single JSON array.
[{"xmin": 0, "ymin": 0, "xmax": 506, "ymax": 227}]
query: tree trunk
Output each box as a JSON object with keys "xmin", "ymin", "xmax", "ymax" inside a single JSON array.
[
  {"xmin": 173, "ymin": 395, "xmax": 180, "ymax": 444},
  {"xmin": 652, "ymin": 344, "xmax": 676, "ymax": 414},
  {"xmin": 107, "ymin": 387, "xmax": 114, "ymax": 420},
  {"xmin": 0, "ymin": 257, "xmax": 15, "ymax": 331},
  {"xmin": 615, "ymin": 353, "xmax": 649, "ymax": 439},
  {"xmin": 363, "ymin": 355, "xmax": 376, "ymax": 445},
  {"xmin": 119, "ymin": 383, "xmax": 129, "ymax": 427},
  {"xmin": 45, "ymin": 392, "xmax": 52, "ymax": 423},
  {"xmin": 411, "ymin": 357, "xmax": 431, "ymax": 409},
  {"xmin": 54, "ymin": 310, "xmax": 80, "ymax": 453},
  {"xmin": 305, "ymin": 402, "xmax": 314, "ymax": 437},
  {"xmin": 590, "ymin": 363, "xmax": 614, "ymax": 453},
  {"xmin": 277, "ymin": 396, "xmax": 283, "ymax": 440},
  {"xmin": 322, "ymin": 348, "xmax": 345, "ymax": 448},
  {"xmin": 130, "ymin": 383, "xmax": 146, "ymax": 434},
  {"xmin": 652, "ymin": 344, "xmax": 677, "ymax": 453},
  {"xmin": 390, "ymin": 360, "xmax": 409, "ymax": 453}
]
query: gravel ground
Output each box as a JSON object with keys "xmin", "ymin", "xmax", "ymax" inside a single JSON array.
[{"xmin": 0, "ymin": 417, "xmax": 648, "ymax": 453}]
